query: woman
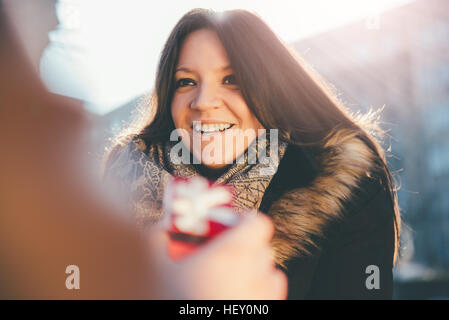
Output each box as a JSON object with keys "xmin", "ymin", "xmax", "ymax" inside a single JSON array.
[{"xmin": 103, "ymin": 8, "xmax": 401, "ymax": 299}]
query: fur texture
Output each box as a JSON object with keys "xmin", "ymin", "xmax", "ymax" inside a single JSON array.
[{"xmin": 269, "ymin": 128, "xmax": 380, "ymax": 267}]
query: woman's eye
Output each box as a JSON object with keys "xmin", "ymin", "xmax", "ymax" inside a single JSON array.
[
  {"xmin": 223, "ymin": 74, "xmax": 237, "ymax": 85},
  {"xmin": 175, "ymin": 78, "xmax": 196, "ymax": 88}
]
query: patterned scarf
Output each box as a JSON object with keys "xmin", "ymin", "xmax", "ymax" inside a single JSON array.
[{"xmin": 105, "ymin": 134, "xmax": 288, "ymax": 228}]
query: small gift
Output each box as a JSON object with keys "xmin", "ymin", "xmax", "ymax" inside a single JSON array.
[{"xmin": 163, "ymin": 176, "xmax": 238, "ymax": 260}]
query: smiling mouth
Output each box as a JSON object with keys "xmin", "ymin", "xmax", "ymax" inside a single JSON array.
[{"xmin": 192, "ymin": 123, "xmax": 235, "ymax": 134}]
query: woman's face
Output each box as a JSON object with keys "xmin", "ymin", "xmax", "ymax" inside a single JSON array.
[{"xmin": 171, "ymin": 29, "xmax": 262, "ymax": 169}]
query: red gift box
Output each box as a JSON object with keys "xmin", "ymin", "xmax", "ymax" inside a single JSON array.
[{"xmin": 163, "ymin": 176, "xmax": 238, "ymax": 260}]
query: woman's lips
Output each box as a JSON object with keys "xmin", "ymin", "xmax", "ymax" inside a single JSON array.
[
  {"xmin": 191, "ymin": 124, "xmax": 237, "ymax": 145},
  {"xmin": 192, "ymin": 122, "xmax": 235, "ymax": 134}
]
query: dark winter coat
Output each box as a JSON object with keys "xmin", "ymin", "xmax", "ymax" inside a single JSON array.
[{"xmin": 260, "ymin": 128, "xmax": 397, "ymax": 299}]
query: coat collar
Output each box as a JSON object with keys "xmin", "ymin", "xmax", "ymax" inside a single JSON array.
[{"xmin": 266, "ymin": 128, "xmax": 380, "ymax": 267}]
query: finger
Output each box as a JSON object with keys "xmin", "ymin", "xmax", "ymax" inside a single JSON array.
[
  {"xmin": 268, "ymin": 269, "xmax": 288, "ymax": 300},
  {"xmin": 259, "ymin": 246, "xmax": 276, "ymax": 270},
  {"xmin": 226, "ymin": 213, "xmax": 275, "ymax": 247}
]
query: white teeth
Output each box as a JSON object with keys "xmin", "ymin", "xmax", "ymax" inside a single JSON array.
[{"xmin": 192, "ymin": 123, "xmax": 232, "ymax": 133}]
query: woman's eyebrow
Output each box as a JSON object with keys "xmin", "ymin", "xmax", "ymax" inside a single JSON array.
[{"xmin": 175, "ymin": 65, "xmax": 233, "ymax": 73}]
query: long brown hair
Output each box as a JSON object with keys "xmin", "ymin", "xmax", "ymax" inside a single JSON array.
[{"xmin": 105, "ymin": 8, "xmax": 401, "ymax": 260}]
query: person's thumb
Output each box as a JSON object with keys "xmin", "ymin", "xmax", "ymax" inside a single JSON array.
[{"xmin": 214, "ymin": 213, "xmax": 274, "ymax": 250}]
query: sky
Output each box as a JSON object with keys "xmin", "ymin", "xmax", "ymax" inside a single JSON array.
[{"xmin": 40, "ymin": 0, "xmax": 414, "ymax": 114}]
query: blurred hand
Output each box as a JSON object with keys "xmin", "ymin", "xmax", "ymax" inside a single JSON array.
[{"xmin": 147, "ymin": 213, "xmax": 288, "ymax": 300}]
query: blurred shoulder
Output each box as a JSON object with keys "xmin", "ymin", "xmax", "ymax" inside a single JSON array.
[{"xmin": 101, "ymin": 135, "xmax": 147, "ymax": 178}]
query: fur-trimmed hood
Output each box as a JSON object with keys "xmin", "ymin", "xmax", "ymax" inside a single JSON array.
[{"xmin": 267, "ymin": 128, "xmax": 383, "ymax": 267}]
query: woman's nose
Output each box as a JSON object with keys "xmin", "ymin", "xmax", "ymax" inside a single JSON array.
[{"xmin": 190, "ymin": 83, "xmax": 221, "ymax": 110}]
